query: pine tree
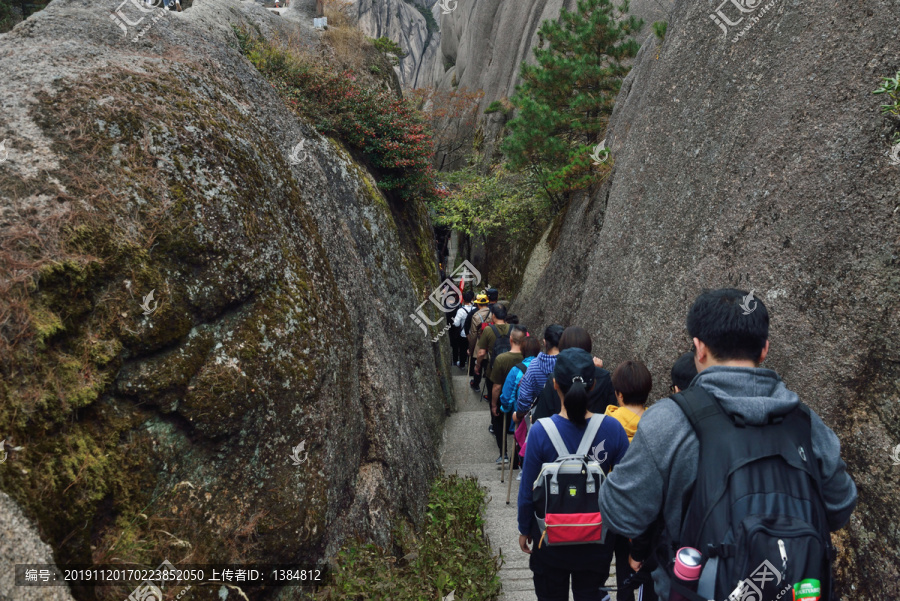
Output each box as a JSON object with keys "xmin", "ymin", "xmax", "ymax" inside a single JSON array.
[{"xmin": 502, "ymin": 0, "xmax": 642, "ymax": 207}]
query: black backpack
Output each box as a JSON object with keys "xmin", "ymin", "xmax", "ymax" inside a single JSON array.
[
  {"xmin": 665, "ymin": 386, "xmax": 834, "ymax": 601},
  {"xmin": 532, "ymin": 415, "xmax": 607, "ymax": 547},
  {"xmin": 456, "ymin": 305, "xmax": 475, "ymax": 338},
  {"xmin": 488, "ymin": 324, "xmax": 512, "ymax": 369}
]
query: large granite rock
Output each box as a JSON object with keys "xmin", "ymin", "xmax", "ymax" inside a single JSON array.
[
  {"xmin": 418, "ymin": 0, "xmax": 673, "ymax": 166},
  {"xmin": 0, "ymin": 492, "xmax": 76, "ymax": 601},
  {"xmin": 421, "ymin": 0, "xmax": 671, "ymax": 93},
  {"xmin": 514, "ymin": 0, "xmax": 900, "ymax": 596},
  {"xmin": 347, "ymin": 0, "xmax": 439, "ymax": 88},
  {"xmin": 0, "ymin": 0, "xmax": 451, "ymax": 598}
]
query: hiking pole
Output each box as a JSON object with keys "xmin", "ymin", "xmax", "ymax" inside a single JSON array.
[
  {"xmin": 506, "ymin": 438, "xmax": 517, "ymax": 504},
  {"xmin": 500, "ymin": 411, "xmax": 507, "ymax": 483}
]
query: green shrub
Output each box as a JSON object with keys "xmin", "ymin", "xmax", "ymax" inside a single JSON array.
[
  {"xmin": 873, "ymin": 71, "xmax": 900, "ymax": 117},
  {"xmin": 324, "ymin": 474, "xmax": 502, "ymax": 600},
  {"xmin": 372, "ymin": 36, "xmax": 407, "ymax": 65},
  {"xmin": 652, "ymin": 20, "xmax": 667, "ymax": 40},
  {"xmin": 483, "ymin": 101, "xmax": 504, "ymax": 114},
  {"xmin": 233, "ymin": 27, "xmax": 442, "ymax": 204},
  {"xmin": 409, "ymin": 0, "xmax": 438, "ymax": 33},
  {"xmin": 432, "ymin": 161, "xmax": 552, "ymax": 244},
  {"xmin": 0, "ymin": 0, "xmax": 19, "ymax": 32}
]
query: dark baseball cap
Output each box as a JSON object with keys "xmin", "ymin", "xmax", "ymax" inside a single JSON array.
[{"xmin": 553, "ymin": 348, "xmax": 595, "ymax": 390}]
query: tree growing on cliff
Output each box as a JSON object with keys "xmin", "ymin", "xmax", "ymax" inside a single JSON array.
[{"xmin": 502, "ymin": 0, "xmax": 642, "ymax": 208}]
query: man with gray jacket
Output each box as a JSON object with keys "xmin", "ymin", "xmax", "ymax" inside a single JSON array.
[{"xmin": 599, "ymin": 288, "xmax": 857, "ymax": 600}]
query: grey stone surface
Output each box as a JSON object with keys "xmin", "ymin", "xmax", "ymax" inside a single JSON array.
[
  {"xmin": 0, "ymin": 492, "xmax": 76, "ymax": 601},
  {"xmin": 0, "ymin": 0, "xmax": 450, "ymax": 578},
  {"xmin": 409, "ymin": 0, "xmax": 675, "ymax": 171},
  {"xmin": 346, "ymin": 0, "xmax": 440, "ymax": 88},
  {"xmin": 513, "ymin": 0, "xmax": 900, "ymax": 596}
]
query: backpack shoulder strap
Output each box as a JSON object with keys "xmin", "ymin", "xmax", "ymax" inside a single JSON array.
[
  {"xmin": 538, "ymin": 417, "xmax": 570, "ymax": 457},
  {"xmin": 490, "ymin": 324, "xmax": 499, "ymax": 337},
  {"xmin": 515, "ymin": 361, "xmax": 528, "ymax": 374},
  {"xmin": 576, "ymin": 414, "xmax": 605, "ymax": 457},
  {"xmin": 669, "ymin": 385, "xmax": 724, "ymax": 433}
]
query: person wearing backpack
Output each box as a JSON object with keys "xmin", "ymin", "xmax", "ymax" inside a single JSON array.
[
  {"xmin": 518, "ymin": 348, "xmax": 630, "ymax": 601},
  {"xmin": 467, "ymin": 293, "xmax": 491, "ymax": 390},
  {"xmin": 513, "ymin": 324, "xmax": 565, "ymax": 424},
  {"xmin": 599, "ymin": 288, "xmax": 857, "ymax": 601},
  {"xmin": 624, "ymin": 354, "xmax": 697, "ymax": 601},
  {"xmin": 452, "ymin": 290, "xmax": 476, "ymax": 369},
  {"xmin": 475, "ymin": 305, "xmax": 512, "ymax": 436},
  {"xmin": 489, "ymin": 325, "xmax": 529, "ymax": 466},
  {"xmin": 530, "ymin": 326, "xmax": 617, "ymax": 422},
  {"xmin": 500, "ymin": 335, "xmax": 541, "ymax": 479}
]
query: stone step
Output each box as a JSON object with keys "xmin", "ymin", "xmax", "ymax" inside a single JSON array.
[{"xmin": 443, "ymin": 374, "xmax": 622, "ymax": 601}]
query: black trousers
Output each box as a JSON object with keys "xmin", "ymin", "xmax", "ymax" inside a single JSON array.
[
  {"xmin": 469, "ymin": 353, "xmax": 481, "ymax": 385},
  {"xmin": 614, "ymin": 534, "xmax": 635, "ymax": 601},
  {"xmin": 530, "ymin": 546, "xmax": 612, "ymax": 601},
  {"xmin": 451, "ymin": 334, "xmax": 467, "ymax": 366},
  {"xmin": 491, "ymin": 409, "xmax": 509, "ymax": 454}
]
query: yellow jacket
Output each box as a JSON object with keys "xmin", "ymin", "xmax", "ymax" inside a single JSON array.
[{"xmin": 604, "ymin": 405, "xmax": 643, "ymax": 443}]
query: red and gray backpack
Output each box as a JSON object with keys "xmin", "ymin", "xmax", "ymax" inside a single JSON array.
[
  {"xmin": 665, "ymin": 386, "xmax": 835, "ymax": 601},
  {"xmin": 532, "ymin": 415, "xmax": 607, "ymax": 548}
]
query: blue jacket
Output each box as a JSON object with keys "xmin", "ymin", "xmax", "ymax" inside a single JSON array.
[{"xmin": 500, "ymin": 356, "xmax": 535, "ymax": 414}]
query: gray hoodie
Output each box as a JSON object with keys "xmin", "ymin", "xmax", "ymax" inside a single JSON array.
[{"xmin": 598, "ymin": 365, "xmax": 858, "ymax": 599}]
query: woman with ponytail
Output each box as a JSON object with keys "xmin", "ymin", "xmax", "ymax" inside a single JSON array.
[{"xmin": 517, "ymin": 348, "xmax": 631, "ymax": 601}]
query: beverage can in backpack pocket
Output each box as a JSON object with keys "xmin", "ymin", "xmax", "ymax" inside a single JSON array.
[{"xmin": 793, "ymin": 579, "xmax": 822, "ymax": 601}]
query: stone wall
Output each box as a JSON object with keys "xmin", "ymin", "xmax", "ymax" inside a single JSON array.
[{"xmin": 514, "ymin": 0, "xmax": 900, "ymax": 595}]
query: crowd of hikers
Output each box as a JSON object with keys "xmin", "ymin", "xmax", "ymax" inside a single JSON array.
[{"xmin": 444, "ymin": 286, "xmax": 857, "ymax": 601}]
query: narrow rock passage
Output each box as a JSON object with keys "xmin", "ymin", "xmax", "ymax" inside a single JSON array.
[{"xmin": 441, "ymin": 373, "xmax": 619, "ymax": 600}]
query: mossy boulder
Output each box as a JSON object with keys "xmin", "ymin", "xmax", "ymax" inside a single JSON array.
[{"xmin": 0, "ymin": 0, "xmax": 452, "ymax": 598}]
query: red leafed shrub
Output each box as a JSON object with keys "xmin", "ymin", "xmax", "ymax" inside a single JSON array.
[{"xmin": 234, "ymin": 27, "xmax": 445, "ymax": 204}]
